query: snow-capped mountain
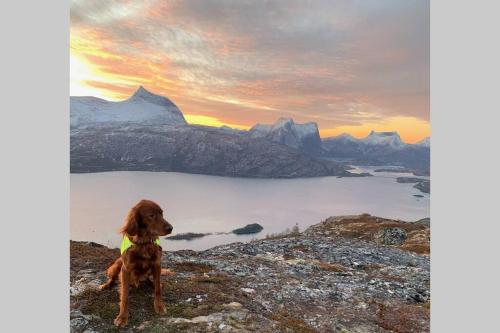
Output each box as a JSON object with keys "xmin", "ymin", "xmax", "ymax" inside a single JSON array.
[
  {"xmin": 416, "ymin": 137, "xmax": 430, "ymax": 147},
  {"xmin": 361, "ymin": 131, "xmax": 406, "ymax": 149},
  {"xmin": 70, "ymin": 86, "xmax": 186, "ymax": 127},
  {"xmin": 248, "ymin": 117, "xmax": 322, "ymax": 153},
  {"xmin": 321, "ymin": 133, "xmax": 365, "ymax": 158},
  {"xmin": 69, "ymin": 85, "xmax": 429, "ymax": 177},
  {"xmin": 328, "ymin": 133, "xmax": 359, "ymax": 143},
  {"xmin": 322, "ymin": 131, "xmax": 430, "ymax": 174}
]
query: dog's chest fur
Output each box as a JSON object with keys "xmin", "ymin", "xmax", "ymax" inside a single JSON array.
[{"xmin": 124, "ymin": 244, "xmax": 161, "ymax": 286}]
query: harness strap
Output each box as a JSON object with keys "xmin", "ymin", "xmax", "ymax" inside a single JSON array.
[{"xmin": 120, "ymin": 235, "xmax": 161, "ymax": 254}]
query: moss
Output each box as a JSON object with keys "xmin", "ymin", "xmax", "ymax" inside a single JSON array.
[
  {"xmin": 70, "ymin": 241, "xmax": 120, "ymax": 282},
  {"xmin": 77, "ymin": 283, "xmax": 167, "ymax": 328},
  {"xmin": 190, "ymin": 273, "xmax": 230, "ymax": 284},
  {"xmin": 291, "ymin": 244, "xmax": 310, "ymax": 252},
  {"xmin": 77, "ymin": 288, "xmax": 119, "ymax": 321},
  {"xmin": 375, "ymin": 302, "xmax": 430, "ymax": 333},
  {"xmin": 400, "ymin": 243, "xmax": 430, "ymax": 255},
  {"xmin": 316, "ymin": 262, "xmax": 348, "ymax": 273},
  {"xmin": 269, "ymin": 312, "xmax": 318, "ymax": 333},
  {"xmin": 165, "ymin": 302, "xmax": 192, "ymax": 318}
]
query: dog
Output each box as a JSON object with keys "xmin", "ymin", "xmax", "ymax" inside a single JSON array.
[{"xmin": 99, "ymin": 199, "xmax": 173, "ymax": 327}]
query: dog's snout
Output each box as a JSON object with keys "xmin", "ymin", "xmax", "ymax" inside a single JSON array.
[{"xmin": 165, "ymin": 222, "xmax": 173, "ymax": 234}]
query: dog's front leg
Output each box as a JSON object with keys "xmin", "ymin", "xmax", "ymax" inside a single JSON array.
[
  {"xmin": 153, "ymin": 263, "xmax": 166, "ymax": 314},
  {"xmin": 114, "ymin": 267, "xmax": 130, "ymax": 327}
]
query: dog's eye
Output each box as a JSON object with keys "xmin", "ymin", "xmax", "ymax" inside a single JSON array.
[{"xmin": 149, "ymin": 214, "xmax": 155, "ymax": 218}]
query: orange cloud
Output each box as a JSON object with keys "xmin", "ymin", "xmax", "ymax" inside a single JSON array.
[
  {"xmin": 320, "ymin": 116, "xmax": 430, "ymax": 143},
  {"xmin": 70, "ymin": 1, "xmax": 430, "ymax": 143}
]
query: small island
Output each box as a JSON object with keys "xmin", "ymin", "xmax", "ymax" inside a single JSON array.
[
  {"xmin": 396, "ymin": 177, "xmax": 430, "ymax": 194},
  {"xmin": 337, "ymin": 172, "xmax": 372, "ymax": 178},
  {"xmin": 166, "ymin": 232, "xmax": 211, "ymax": 241},
  {"xmin": 396, "ymin": 177, "xmax": 423, "ymax": 183},
  {"xmin": 232, "ymin": 223, "xmax": 264, "ymax": 235},
  {"xmin": 414, "ymin": 180, "xmax": 430, "ymax": 194},
  {"xmin": 374, "ymin": 168, "xmax": 430, "ymax": 177}
]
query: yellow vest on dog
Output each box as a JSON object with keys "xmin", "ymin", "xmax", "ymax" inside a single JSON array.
[{"xmin": 120, "ymin": 235, "xmax": 161, "ymax": 254}]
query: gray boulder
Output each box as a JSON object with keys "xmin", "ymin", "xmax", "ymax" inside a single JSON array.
[{"xmin": 377, "ymin": 227, "xmax": 407, "ymax": 245}]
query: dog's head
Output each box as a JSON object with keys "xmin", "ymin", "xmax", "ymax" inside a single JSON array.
[{"xmin": 120, "ymin": 200, "xmax": 173, "ymax": 238}]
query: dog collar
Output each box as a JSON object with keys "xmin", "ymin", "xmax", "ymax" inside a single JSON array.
[{"xmin": 120, "ymin": 235, "xmax": 161, "ymax": 254}]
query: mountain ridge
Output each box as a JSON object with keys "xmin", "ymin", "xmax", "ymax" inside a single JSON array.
[
  {"xmin": 249, "ymin": 117, "xmax": 323, "ymax": 154},
  {"xmin": 70, "ymin": 86, "xmax": 429, "ymax": 177}
]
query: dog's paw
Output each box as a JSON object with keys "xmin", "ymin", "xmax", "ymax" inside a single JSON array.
[
  {"xmin": 98, "ymin": 283, "xmax": 109, "ymax": 291},
  {"xmin": 154, "ymin": 300, "xmax": 166, "ymax": 314},
  {"xmin": 114, "ymin": 314, "xmax": 128, "ymax": 327}
]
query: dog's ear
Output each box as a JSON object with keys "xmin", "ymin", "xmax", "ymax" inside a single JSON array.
[{"xmin": 120, "ymin": 206, "xmax": 141, "ymax": 236}]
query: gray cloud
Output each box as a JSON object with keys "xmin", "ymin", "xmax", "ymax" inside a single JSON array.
[{"xmin": 71, "ymin": 0, "xmax": 429, "ymax": 127}]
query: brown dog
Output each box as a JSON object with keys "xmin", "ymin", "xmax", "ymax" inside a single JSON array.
[{"xmin": 99, "ymin": 200, "xmax": 173, "ymax": 327}]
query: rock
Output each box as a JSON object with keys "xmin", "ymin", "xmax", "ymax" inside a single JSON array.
[
  {"xmin": 241, "ymin": 287, "xmax": 256, "ymax": 294},
  {"xmin": 232, "ymin": 223, "xmax": 264, "ymax": 235},
  {"xmin": 70, "ymin": 277, "xmax": 102, "ymax": 296},
  {"xmin": 409, "ymin": 292, "xmax": 428, "ymax": 303},
  {"xmin": 70, "ymin": 317, "xmax": 88, "ymax": 332},
  {"xmin": 377, "ymin": 227, "xmax": 407, "ymax": 245},
  {"xmin": 223, "ymin": 302, "xmax": 243, "ymax": 310}
]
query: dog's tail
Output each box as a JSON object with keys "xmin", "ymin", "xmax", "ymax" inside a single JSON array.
[{"xmin": 99, "ymin": 257, "xmax": 123, "ymax": 290}]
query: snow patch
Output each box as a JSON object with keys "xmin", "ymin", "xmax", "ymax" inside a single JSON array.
[
  {"xmin": 70, "ymin": 86, "xmax": 186, "ymax": 127},
  {"xmin": 361, "ymin": 131, "xmax": 406, "ymax": 149}
]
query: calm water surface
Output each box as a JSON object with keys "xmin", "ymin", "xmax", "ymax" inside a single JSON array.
[{"xmin": 70, "ymin": 167, "xmax": 429, "ymax": 251}]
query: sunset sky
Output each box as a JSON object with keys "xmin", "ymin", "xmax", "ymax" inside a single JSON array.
[{"xmin": 70, "ymin": 0, "xmax": 429, "ymax": 143}]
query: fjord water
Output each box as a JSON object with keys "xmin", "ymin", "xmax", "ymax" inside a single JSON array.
[{"xmin": 70, "ymin": 167, "xmax": 429, "ymax": 251}]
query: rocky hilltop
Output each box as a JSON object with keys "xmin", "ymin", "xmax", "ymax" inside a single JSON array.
[{"xmin": 71, "ymin": 215, "xmax": 430, "ymax": 332}]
